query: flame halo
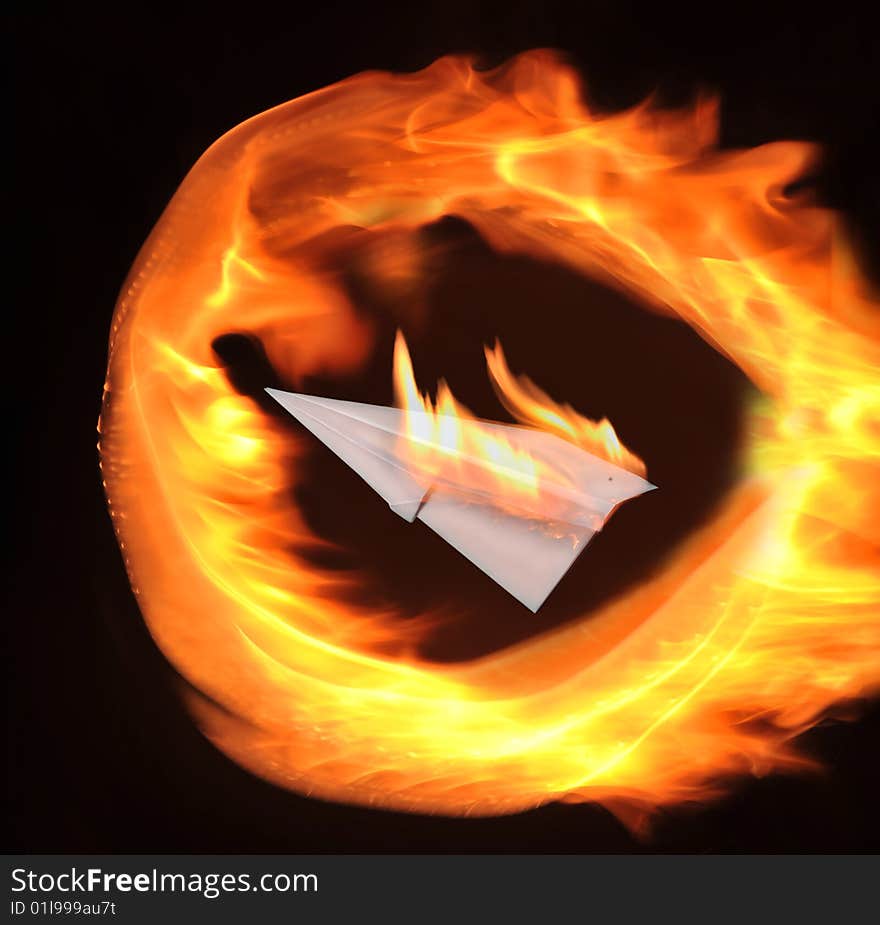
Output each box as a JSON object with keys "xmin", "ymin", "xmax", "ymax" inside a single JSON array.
[{"xmin": 100, "ymin": 51, "xmax": 880, "ymax": 822}]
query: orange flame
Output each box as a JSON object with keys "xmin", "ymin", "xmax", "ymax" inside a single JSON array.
[
  {"xmin": 99, "ymin": 51, "xmax": 880, "ymax": 825},
  {"xmin": 484, "ymin": 339, "xmax": 647, "ymax": 476}
]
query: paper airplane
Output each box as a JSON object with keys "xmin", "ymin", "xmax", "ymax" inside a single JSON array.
[{"xmin": 266, "ymin": 389, "xmax": 655, "ymax": 611}]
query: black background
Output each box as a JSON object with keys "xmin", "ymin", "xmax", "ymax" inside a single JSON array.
[{"xmin": 9, "ymin": 2, "xmax": 880, "ymax": 851}]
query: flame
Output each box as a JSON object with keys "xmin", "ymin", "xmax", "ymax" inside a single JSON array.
[
  {"xmin": 99, "ymin": 51, "xmax": 880, "ymax": 825},
  {"xmin": 393, "ymin": 329, "xmax": 539, "ymax": 490},
  {"xmin": 485, "ymin": 340, "xmax": 647, "ymax": 477},
  {"xmin": 391, "ymin": 329, "xmax": 645, "ymax": 514}
]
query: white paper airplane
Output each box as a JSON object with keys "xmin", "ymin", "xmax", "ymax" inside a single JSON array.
[{"xmin": 266, "ymin": 389, "xmax": 656, "ymax": 611}]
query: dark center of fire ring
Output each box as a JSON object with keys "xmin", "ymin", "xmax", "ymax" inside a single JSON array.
[{"xmin": 213, "ymin": 217, "xmax": 754, "ymax": 663}]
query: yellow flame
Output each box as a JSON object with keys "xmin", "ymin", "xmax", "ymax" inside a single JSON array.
[{"xmin": 392, "ymin": 330, "xmax": 549, "ymax": 500}]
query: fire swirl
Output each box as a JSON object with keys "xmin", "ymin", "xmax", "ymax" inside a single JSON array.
[{"xmin": 99, "ymin": 51, "xmax": 879, "ymax": 823}]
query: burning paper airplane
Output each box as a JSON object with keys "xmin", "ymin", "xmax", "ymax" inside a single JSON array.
[{"xmin": 266, "ymin": 376, "xmax": 655, "ymax": 611}]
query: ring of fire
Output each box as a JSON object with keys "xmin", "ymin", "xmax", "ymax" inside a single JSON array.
[{"xmin": 100, "ymin": 51, "xmax": 880, "ymax": 824}]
